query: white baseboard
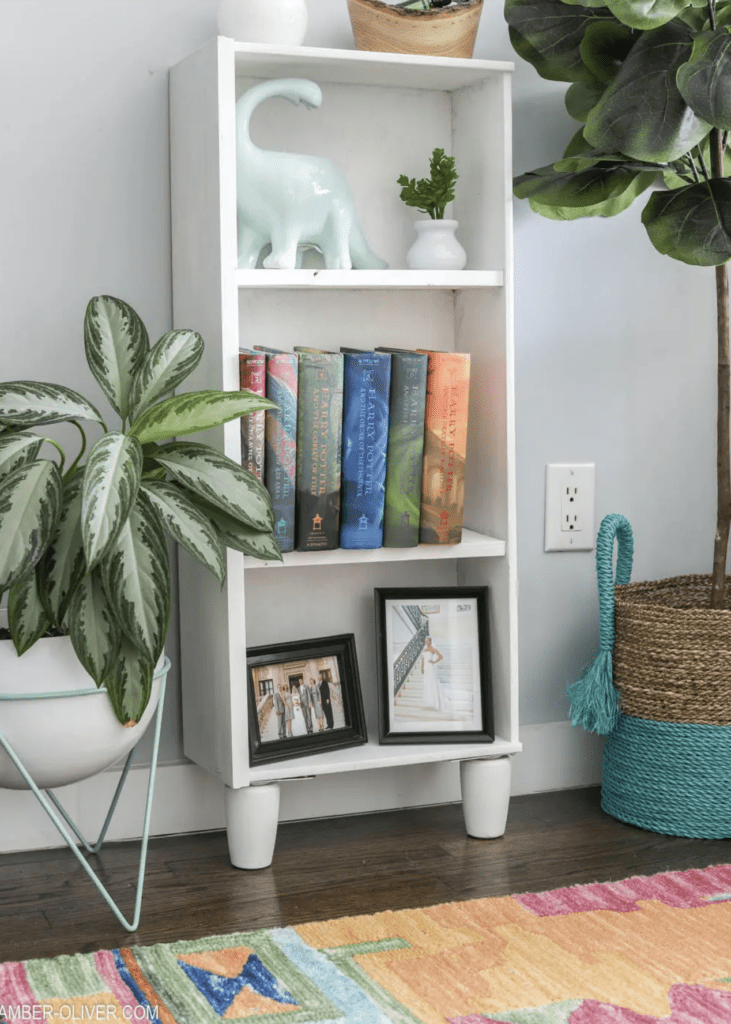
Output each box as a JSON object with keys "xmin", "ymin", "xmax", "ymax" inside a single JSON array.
[{"xmin": 0, "ymin": 721, "xmax": 603, "ymax": 853}]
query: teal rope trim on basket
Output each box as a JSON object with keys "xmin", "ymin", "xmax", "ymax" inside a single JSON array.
[{"xmin": 567, "ymin": 513, "xmax": 634, "ymax": 735}]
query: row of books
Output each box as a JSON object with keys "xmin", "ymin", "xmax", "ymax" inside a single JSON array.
[{"xmin": 239, "ymin": 345, "xmax": 471, "ymax": 553}]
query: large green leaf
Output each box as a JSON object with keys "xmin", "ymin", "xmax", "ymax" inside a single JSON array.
[
  {"xmin": 67, "ymin": 568, "xmax": 121, "ymax": 686},
  {"xmin": 0, "ymin": 460, "xmax": 62, "ymax": 591},
  {"xmin": 140, "ymin": 479, "xmax": 226, "ymax": 585},
  {"xmin": 100, "ymin": 492, "xmax": 171, "ymax": 664},
  {"xmin": 504, "ymin": 0, "xmax": 614, "ymax": 83},
  {"xmin": 514, "ymin": 162, "xmax": 649, "ymax": 206},
  {"xmin": 579, "ymin": 20, "xmax": 637, "ymax": 83},
  {"xmin": 153, "ymin": 441, "xmax": 274, "ymax": 532},
  {"xmin": 127, "ymin": 330, "xmax": 205, "ymax": 423},
  {"xmin": 190, "ymin": 496, "xmax": 283, "ymax": 562},
  {"xmin": 565, "ymin": 77, "xmax": 607, "ymax": 122},
  {"xmin": 84, "ymin": 295, "xmax": 149, "ymax": 421},
  {"xmin": 0, "ymin": 432, "xmax": 43, "ymax": 482},
  {"xmin": 529, "ymin": 169, "xmax": 657, "ymax": 218},
  {"xmin": 129, "ymin": 390, "xmax": 275, "ymax": 446},
  {"xmin": 37, "ymin": 474, "xmax": 86, "ymax": 628},
  {"xmin": 584, "ymin": 22, "xmax": 711, "ymax": 161},
  {"xmin": 8, "ymin": 571, "xmax": 50, "ymax": 655},
  {"xmin": 0, "ymin": 382, "xmax": 102, "ymax": 428},
  {"xmin": 82, "ymin": 432, "xmax": 143, "ymax": 570},
  {"xmin": 677, "ymin": 30, "xmax": 731, "ymax": 130},
  {"xmin": 642, "ymin": 178, "xmax": 731, "ymax": 264},
  {"xmin": 103, "ymin": 637, "xmax": 154, "ymax": 726},
  {"xmin": 604, "ymin": 0, "xmax": 699, "ymax": 30}
]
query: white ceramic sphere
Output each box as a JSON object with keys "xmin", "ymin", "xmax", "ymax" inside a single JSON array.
[
  {"xmin": 0, "ymin": 636, "xmax": 165, "ymax": 790},
  {"xmin": 406, "ymin": 219, "xmax": 467, "ymax": 271},
  {"xmin": 218, "ymin": 0, "xmax": 308, "ymax": 45}
]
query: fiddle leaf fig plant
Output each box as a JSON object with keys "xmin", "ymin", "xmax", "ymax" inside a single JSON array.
[
  {"xmin": 506, "ymin": 0, "xmax": 731, "ymax": 608},
  {"xmin": 0, "ymin": 295, "xmax": 280, "ymax": 726}
]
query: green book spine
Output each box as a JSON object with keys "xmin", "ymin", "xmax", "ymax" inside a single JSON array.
[
  {"xmin": 295, "ymin": 352, "xmax": 344, "ymax": 551},
  {"xmin": 381, "ymin": 351, "xmax": 428, "ymax": 547}
]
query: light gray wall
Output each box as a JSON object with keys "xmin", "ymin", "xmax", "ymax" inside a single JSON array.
[{"xmin": 0, "ymin": 1, "xmax": 717, "ymax": 765}]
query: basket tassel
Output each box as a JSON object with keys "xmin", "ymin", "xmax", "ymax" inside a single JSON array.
[{"xmin": 567, "ymin": 513, "xmax": 634, "ymax": 735}]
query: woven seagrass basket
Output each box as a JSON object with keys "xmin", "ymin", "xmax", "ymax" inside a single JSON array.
[
  {"xmin": 347, "ymin": 0, "xmax": 484, "ymax": 59},
  {"xmin": 569, "ymin": 515, "xmax": 731, "ymax": 839}
]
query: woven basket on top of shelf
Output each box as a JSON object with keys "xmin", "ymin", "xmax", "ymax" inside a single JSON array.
[{"xmin": 347, "ymin": 0, "xmax": 484, "ymax": 59}]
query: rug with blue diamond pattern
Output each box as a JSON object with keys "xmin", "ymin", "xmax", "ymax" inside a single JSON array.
[{"xmin": 4, "ymin": 862, "xmax": 731, "ymax": 1022}]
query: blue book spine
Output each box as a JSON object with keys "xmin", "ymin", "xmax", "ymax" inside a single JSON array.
[{"xmin": 339, "ymin": 351, "xmax": 391, "ymax": 549}]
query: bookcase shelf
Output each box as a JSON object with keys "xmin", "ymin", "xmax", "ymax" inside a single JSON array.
[
  {"xmin": 244, "ymin": 528, "xmax": 506, "ymax": 569},
  {"xmin": 248, "ymin": 734, "xmax": 521, "ymax": 783},
  {"xmin": 236, "ymin": 269, "xmax": 504, "ymax": 290},
  {"xmin": 170, "ymin": 37, "xmax": 518, "ymax": 869}
]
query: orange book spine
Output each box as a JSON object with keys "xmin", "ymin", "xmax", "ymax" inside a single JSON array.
[{"xmin": 418, "ymin": 351, "xmax": 471, "ymax": 544}]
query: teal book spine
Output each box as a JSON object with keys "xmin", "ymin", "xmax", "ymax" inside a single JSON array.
[
  {"xmin": 381, "ymin": 350, "xmax": 428, "ymax": 547},
  {"xmin": 263, "ymin": 352, "xmax": 298, "ymax": 554},
  {"xmin": 339, "ymin": 351, "xmax": 392, "ymax": 550},
  {"xmin": 295, "ymin": 351, "xmax": 344, "ymax": 551}
]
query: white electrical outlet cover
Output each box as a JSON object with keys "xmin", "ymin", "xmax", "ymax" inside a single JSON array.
[{"xmin": 544, "ymin": 463, "xmax": 595, "ymax": 551}]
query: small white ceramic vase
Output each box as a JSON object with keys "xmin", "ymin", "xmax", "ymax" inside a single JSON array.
[
  {"xmin": 218, "ymin": 0, "xmax": 308, "ymax": 46},
  {"xmin": 406, "ymin": 219, "xmax": 467, "ymax": 271}
]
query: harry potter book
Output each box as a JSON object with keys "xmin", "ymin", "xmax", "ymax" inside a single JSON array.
[
  {"xmin": 339, "ymin": 350, "xmax": 392, "ymax": 549},
  {"xmin": 238, "ymin": 350, "xmax": 266, "ymax": 482},
  {"xmin": 376, "ymin": 349, "xmax": 428, "ymax": 547},
  {"xmin": 254, "ymin": 348, "xmax": 298, "ymax": 553},
  {"xmin": 418, "ymin": 349, "xmax": 471, "ymax": 545},
  {"xmin": 294, "ymin": 350, "xmax": 344, "ymax": 551}
]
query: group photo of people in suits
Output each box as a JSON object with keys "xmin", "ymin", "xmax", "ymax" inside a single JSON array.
[{"xmin": 252, "ymin": 655, "xmax": 347, "ymax": 744}]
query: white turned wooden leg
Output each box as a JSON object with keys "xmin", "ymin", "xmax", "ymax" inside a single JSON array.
[
  {"xmin": 225, "ymin": 783, "xmax": 280, "ymax": 869},
  {"xmin": 460, "ymin": 756, "xmax": 512, "ymax": 839}
]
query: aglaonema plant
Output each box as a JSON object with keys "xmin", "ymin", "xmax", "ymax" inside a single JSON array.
[
  {"xmin": 505, "ymin": 0, "xmax": 731, "ymax": 608},
  {"xmin": 0, "ymin": 296, "xmax": 280, "ymax": 726}
]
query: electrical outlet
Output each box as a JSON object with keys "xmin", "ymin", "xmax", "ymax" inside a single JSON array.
[{"xmin": 544, "ymin": 463, "xmax": 595, "ymax": 551}]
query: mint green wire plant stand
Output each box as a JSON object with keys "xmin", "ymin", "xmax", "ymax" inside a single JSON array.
[{"xmin": 0, "ymin": 657, "xmax": 170, "ymax": 932}]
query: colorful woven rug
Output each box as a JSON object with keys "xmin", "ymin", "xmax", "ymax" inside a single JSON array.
[{"xmin": 4, "ymin": 863, "xmax": 731, "ymax": 1022}]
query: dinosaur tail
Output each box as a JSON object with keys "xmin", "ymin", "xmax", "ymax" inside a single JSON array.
[
  {"xmin": 349, "ymin": 222, "xmax": 389, "ymax": 270},
  {"xmin": 236, "ymin": 79, "xmax": 323, "ymax": 151}
]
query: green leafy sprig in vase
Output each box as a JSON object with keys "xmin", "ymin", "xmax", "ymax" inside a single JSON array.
[{"xmin": 398, "ymin": 148, "xmax": 467, "ymax": 270}]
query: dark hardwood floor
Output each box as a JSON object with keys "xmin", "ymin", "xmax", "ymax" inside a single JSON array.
[{"xmin": 2, "ymin": 786, "xmax": 730, "ymax": 963}]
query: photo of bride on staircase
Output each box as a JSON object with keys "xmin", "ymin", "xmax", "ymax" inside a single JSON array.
[{"xmin": 376, "ymin": 587, "xmax": 493, "ymax": 743}]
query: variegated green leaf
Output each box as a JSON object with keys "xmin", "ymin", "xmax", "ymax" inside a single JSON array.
[
  {"xmin": 207, "ymin": 505, "xmax": 283, "ymax": 562},
  {"xmin": 82, "ymin": 432, "xmax": 143, "ymax": 570},
  {"xmin": 0, "ymin": 382, "xmax": 103, "ymax": 428},
  {"xmin": 84, "ymin": 295, "xmax": 149, "ymax": 420},
  {"xmin": 129, "ymin": 390, "xmax": 275, "ymax": 445},
  {"xmin": 103, "ymin": 637, "xmax": 154, "ymax": 725},
  {"xmin": 140, "ymin": 479, "xmax": 226, "ymax": 584},
  {"xmin": 153, "ymin": 441, "xmax": 274, "ymax": 531},
  {"xmin": 8, "ymin": 570, "xmax": 50, "ymax": 655},
  {"xmin": 67, "ymin": 567, "xmax": 121, "ymax": 685},
  {"xmin": 0, "ymin": 460, "xmax": 62, "ymax": 591},
  {"xmin": 37, "ymin": 474, "xmax": 86, "ymax": 627},
  {"xmin": 127, "ymin": 330, "xmax": 205, "ymax": 423},
  {"xmin": 100, "ymin": 491, "xmax": 171, "ymax": 664},
  {"xmin": 0, "ymin": 431, "xmax": 43, "ymax": 482}
]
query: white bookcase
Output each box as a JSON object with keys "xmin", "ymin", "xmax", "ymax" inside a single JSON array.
[{"xmin": 170, "ymin": 37, "xmax": 519, "ymax": 868}]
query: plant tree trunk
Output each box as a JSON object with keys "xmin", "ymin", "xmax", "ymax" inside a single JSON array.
[{"xmin": 711, "ymin": 133, "xmax": 731, "ymax": 609}]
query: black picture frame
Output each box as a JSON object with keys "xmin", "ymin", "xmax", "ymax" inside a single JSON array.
[
  {"xmin": 375, "ymin": 586, "xmax": 494, "ymax": 745},
  {"xmin": 247, "ymin": 634, "xmax": 368, "ymax": 766}
]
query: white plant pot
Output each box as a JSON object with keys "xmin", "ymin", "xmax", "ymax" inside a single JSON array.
[
  {"xmin": 0, "ymin": 636, "xmax": 164, "ymax": 791},
  {"xmin": 406, "ymin": 219, "xmax": 467, "ymax": 271},
  {"xmin": 217, "ymin": 0, "xmax": 308, "ymax": 45}
]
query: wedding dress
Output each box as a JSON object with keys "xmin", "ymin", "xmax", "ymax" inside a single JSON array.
[{"xmin": 422, "ymin": 654, "xmax": 449, "ymax": 712}]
